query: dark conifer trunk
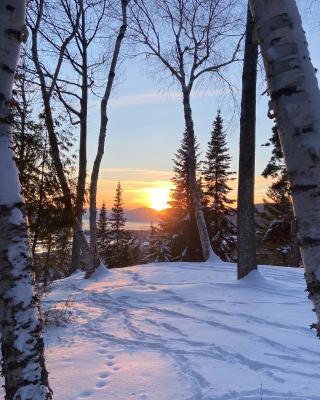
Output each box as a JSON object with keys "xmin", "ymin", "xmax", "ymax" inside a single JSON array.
[{"xmin": 237, "ymin": 4, "xmax": 258, "ymax": 279}]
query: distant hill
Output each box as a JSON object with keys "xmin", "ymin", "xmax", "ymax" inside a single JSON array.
[
  {"xmin": 83, "ymin": 207, "xmax": 165, "ymax": 224},
  {"xmin": 83, "ymin": 204, "xmax": 265, "ymax": 226},
  {"xmin": 124, "ymin": 207, "xmax": 163, "ymax": 222}
]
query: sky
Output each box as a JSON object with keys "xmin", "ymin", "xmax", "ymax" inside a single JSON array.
[{"xmin": 85, "ymin": 3, "xmax": 320, "ymax": 210}]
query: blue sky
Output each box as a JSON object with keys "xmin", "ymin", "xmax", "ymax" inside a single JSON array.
[{"xmin": 86, "ymin": 4, "xmax": 320, "ymax": 209}]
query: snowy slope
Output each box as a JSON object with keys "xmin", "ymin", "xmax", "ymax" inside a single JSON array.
[{"xmin": 1, "ymin": 262, "xmax": 320, "ymax": 400}]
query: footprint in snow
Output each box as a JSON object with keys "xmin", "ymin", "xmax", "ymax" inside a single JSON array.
[
  {"xmin": 99, "ymin": 371, "xmax": 110, "ymax": 378},
  {"xmin": 78, "ymin": 389, "xmax": 94, "ymax": 398},
  {"xmin": 96, "ymin": 380, "xmax": 108, "ymax": 389},
  {"xmin": 105, "ymin": 360, "xmax": 114, "ymax": 367}
]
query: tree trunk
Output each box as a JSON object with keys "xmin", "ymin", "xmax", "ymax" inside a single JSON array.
[
  {"xmin": 88, "ymin": 0, "xmax": 128, "ymax": 278},
  {"xmin": 182, "ymin": 89, "xmax": 220, "ymax": 262},
  {"xmin": 0, "ymin": 1, "xmax": 52, "ymax": 398},
  {"xmin": 70, "ymin": 11, "xmax": 89, "ymax": 273},
  {"xmin": 237, "ymin": 4, "xmax": 258, "ymax": 279},
  {"xmin": 70, "ymin": 85, "xmax": 88, "ymax": 273},
  {"xmin": 249, "ymin": 0, "xmax": 320, "ymax": 335},
  {"xmin": 30, "ymin": 0, "xmax": 93, "ymax": 275}
]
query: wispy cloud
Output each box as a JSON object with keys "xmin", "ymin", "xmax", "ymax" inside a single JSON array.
[
  {"xmin": 108, "ymin": 89, "xmax": 226, "ymax": 108},
  {"xmin": 99, "ymin": 168, "xmax": 173, "ymax": 181}
]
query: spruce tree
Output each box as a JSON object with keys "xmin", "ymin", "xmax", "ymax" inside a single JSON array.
[
  {"xmin": 257, "ymin": 125, "xmax": 300, "ymax": 266},
  {"xmin": 13, "ymin": 66, "xmax": 76, "ymax": 282},
  {"xmin": 161, "ymin": 130, "xmax": 202, "ymax": 261},
  {"xmin": 202, "ymin": 110, "xmax": 236, "ymax": 261},
  {"xmin": 143, "ymin": 223, "xmax": 172, "ymax": 263},
  {"xmin": 105, "ymin": 182, "xmax": 131, "ymax": 267}
]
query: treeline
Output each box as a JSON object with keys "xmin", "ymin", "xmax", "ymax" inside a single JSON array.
[{"xmin": 96, "ymin": 111, "xmax": 300, "ymax": 269}]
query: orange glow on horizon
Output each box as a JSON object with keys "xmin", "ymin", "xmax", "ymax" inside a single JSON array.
[
  {"xmin": 95, "ymin": 168, "xmax": 273, "ymax": 209},
  {"xmin": 148, "ymin": 187, "xmax": 171, "ymax": 210}
]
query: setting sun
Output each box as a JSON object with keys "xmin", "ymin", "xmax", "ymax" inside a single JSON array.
[{"xmin": 148, "ymin": 187, "xmax": 170, "ymax": 210}]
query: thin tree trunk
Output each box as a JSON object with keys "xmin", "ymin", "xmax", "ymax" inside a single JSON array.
[
  {"xmin": 44, "ymin": 234, "xmax": 52, "ymax": 292},
  {"xmin": 32, "ymin": 134, "xmax": 48, "ymax": 258},
  {"xmin": 237, "ymin": 4, "xmax": 258, "ymax": 280},
  {"xmin": 88, "ymin": 0, "xmax": 128, "ymax": 278},
  {"xmin": 70, "ymin": 10, "xmax": 89, "ymax": 273},
  {"xmin": 182, "ymin": 89, "xmax": 220, "ymax": 262},
  {"xmin": 249, "ymin": 0, "xmax": 320, "ymax": 335},
  {"xmin": 0, "ymin": 1, "xmax": 52, "ymax": 398},
  {"xmin": 30, "ymin": 0, "xmax": 93, "ymax": 274}
]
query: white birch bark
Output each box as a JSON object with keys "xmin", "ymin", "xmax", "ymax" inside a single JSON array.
[
  {"xmin": 182, "ymin": 89, "xmax": 220, "ymax": 262},
  {"xmin": 88, "ymin": 0, "xmax": 128, "ymax": 277},
  {"xmin": 249, "ymin": 0, "xmax": 320, "ymax": 335},
  {"xmin": 0, "ymin": 1, "xmax": 52, "ymax": 398}
]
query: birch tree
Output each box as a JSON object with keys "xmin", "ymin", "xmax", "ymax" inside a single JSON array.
[
  {"xmin": 130, "ymin": 0, "xmax": 242, "ymax": 261},
  {"xmin": 248, "ymin": 0, "xmax": 320, "ymax": 335},
  {"xmin": 52, "ymin": 0, "xmax": 108, "ymax": 272},
  {"xmin": 237, "ymin": 4, "xmax": 258, "ymax": 279},
  {"xmin": 0, "ymin": 1, "xmax": 52, "ymax": 398},
  {"xmin": 87, "ymin": 0, "xmax": 129, "ymax": 277},
  {"xmin": 28, "ymin": 0, "xmax": 94, "ymax": 272}
]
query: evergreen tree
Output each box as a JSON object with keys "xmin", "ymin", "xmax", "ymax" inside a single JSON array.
[
  {"xmin": 105, "ymin": 182, "xmax": 131, "ymax": 267},
  {"xmin": 143, "ymin": 223, "xmax": 172, "ymax": 263},
  {"xmin": 161, "ymin": 130, "xmax": 202, "ymax": 261},
  {"xmin": 257, "ymin": 125, "xmax": 300, "ymax": 266},
  {"xmin": 202, "ymin": 110, "xmax": 236, "ymax": 261},
  {"xmin": 12, "ymin": 65, "xmax": 76, "ymax": 282}
]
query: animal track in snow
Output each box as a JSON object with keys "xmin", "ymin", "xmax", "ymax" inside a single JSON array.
[
  {"xmin": 78, "ymin": 389, "xmax": 94, "ymax": 398},
  {"xmin": 96, "ymin": 380, "xmax": 108, "ymax": 388},
  {"xmin": 105, "ymin": 360, "xmax": 114, "ymax": 367}
]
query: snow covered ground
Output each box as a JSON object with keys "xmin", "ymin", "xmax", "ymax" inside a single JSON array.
[{"xmin": 2, "ymin": 261, "xmax": 320, "ymax": 400}]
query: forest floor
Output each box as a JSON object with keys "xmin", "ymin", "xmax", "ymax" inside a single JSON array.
[{"xmin": 2, "ymin": 261, "xmax": 320, "ymax": 399}]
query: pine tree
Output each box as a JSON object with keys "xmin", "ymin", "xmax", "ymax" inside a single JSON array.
[
  {"xmin": 161, "ymin": 130, "xmax": 202, "ymax": 261},
  {"xmin": 202, "ymin": 110, "xmax": 236, "ymax": 261},
  {"xmin": 257, "ymin": 125, "xmax": 300, "ymax": 266},
  {"xmin": 105, "ymin": 182, "xmax": 131, "ymax": 267}
]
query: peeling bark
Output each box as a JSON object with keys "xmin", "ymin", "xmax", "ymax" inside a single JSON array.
[
  {"xmin": 0, "ymin": 1, "xmax": 52, "ymax": 398},
  {"xmin": 237, "ymin": 4, "xmax": 258, "ymax": 279},
  {"xmin": 249, "ymin": 0, "xmax": 320, "ymax": 335}
]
